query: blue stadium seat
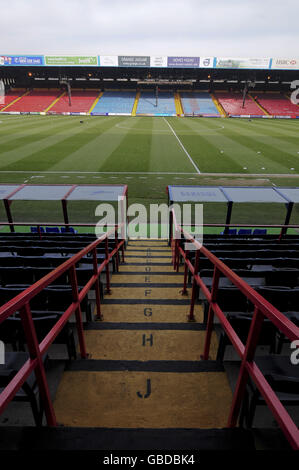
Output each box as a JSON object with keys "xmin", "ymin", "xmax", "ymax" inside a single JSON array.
[
  {"xmin": 30, "ymin": 226, "xmax": 45, "ymax": 233},
  {"xmin": 253, "ymin": 229, "xmax": 267, "ymax": 235},
  {"xmin": 61, "ymin": 227, "xmax": 77, "ymax": 234},
  {"xmin": 238, "ymin": 229, "xmax": 252, "ymax": 235},
  {"xmin": 180, "ymin": 92, "xmax": 220, "ymax": 115},
  {"xmin": 137, "ymin": 91, "xmax": 176, "ymax": 114},
  {"xmin": 91, "ymin": 91, "xmax": 136, "ymax": 114},
  {"xmin": 220, "ymin": 229, "xmax": 237, "ymax": 235},
  {"xmin": 45, "ymin": 227, "xmax": 60, "ymax": 233}
]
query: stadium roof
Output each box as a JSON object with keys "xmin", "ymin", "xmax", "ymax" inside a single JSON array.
[
  {"xmin": 168, "ymin": 185, "xmax": 299, "ymax": 234},
  {"xmin": 4, "ymin": 184, "xmax": 127, "ymax": 201},
  {"xmin": 168, "ymin": 185, "xmax": 299, "ymax": 203},
  {"xmin": 0, "ymin": 184, "xmax": 128, "ymax": 230},
  {"xmin": 1, "ymin": 55, "xmax": 299, "ymax": 70}
]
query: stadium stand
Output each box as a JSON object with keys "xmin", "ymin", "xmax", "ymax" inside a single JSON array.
[
  {"xmin": 0, "ymin": 89, "xmax": 27, "ymax": 111},
  {"xmin": 6, "ymin": 89, "xmax": 61, "ymax": 112},
  {"xmin": 136, "ymin": 91, "xmax": 176, "ymax": 114},
  {"xmin": 215, "ymin": 92, "xmax": 265, "ymax": 116},
  {"xmin": 91, "ymin": 91, "xmax": 136, "ymax": 114},
  {"xmin": 1, "ymin": 230, "xmax": 298, "ymax": 450},
  {"xmin": 180, "ymin": 91, "xmax": 220, "ymax": 116},
  {"xmin": 49, "ymin": 89, "xmax": 99, "ymax": 113},
  {"xmin": 253, "ymin": 92, "xmax": 299, "ymax": 117}
]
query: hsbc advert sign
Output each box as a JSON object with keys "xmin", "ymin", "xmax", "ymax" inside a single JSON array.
[{"xmin": 271, "ymin": 58, "xmax": 299, "ymax": 70}]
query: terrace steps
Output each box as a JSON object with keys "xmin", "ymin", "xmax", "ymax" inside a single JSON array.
[
  {"xmin": 88, "ymin": 91, "xmax": 103, "ymax": 114},
  {"xmin": 44, "ymin": 91, "xmax": 66, "ymax": 112},
  {"xmin": 51, "ymin": 239, "xmax": 246, "ymax": 449},
  {"xmin": 248, "ymin": 94, "xmax": 270, "ymax": 116},
  {"xmin": 0, "ymin": 89, "xmax": 30, "ymax": 112},
  {"xmin": 131, "ymin": 90, "xmax": 140, "ymax": 116},
  {"xmin": 211, "ymin": 93, "xmax": 227, "ymax": 117},
  {"xmin": 174, "ymin": 92, "xmax": 183, "ymax": 115}
]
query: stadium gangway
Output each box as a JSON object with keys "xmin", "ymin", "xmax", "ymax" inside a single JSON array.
[
  {"xmin": 170, "ymin": 209, "xmax": 299, "ymax": 450},
  {"xmin": 0, "ymin": 224, "xmax": 125, "ymax": 426}
]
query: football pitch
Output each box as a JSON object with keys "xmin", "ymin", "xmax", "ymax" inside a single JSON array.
[{"xmin": 0, "ymin": 114, "xmax": 299, "ymax": 231}]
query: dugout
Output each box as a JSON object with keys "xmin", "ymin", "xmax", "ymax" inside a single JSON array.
[
  {"xmin": 167, "ymin": 185, "xmax": 299, "ymax": 237},
  {"xmin": 0, "ymin": 183, "xmax": 128, "ymax": 233}
]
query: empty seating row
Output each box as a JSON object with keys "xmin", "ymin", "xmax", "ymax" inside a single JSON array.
[
  {"xmin": 220, "ymin": 229, "xmax": 267, "ymax": 235},
  {"xmin": 0, "ymin": 285, "xmax": 92, "ymax": 316},
  {"xmin": 0, "ymin": 266, "xmax": 105, "ymax": 292},
  {"xmin": 1, "ymin": 312, "xmax": 76, "ymax": 361},
  {"xmin": 215, "ymin": 92, "xmax": 265, "ymax": 116},
  {"xmin": 202, "ymin": 286, "xmax": 299, "ymax": 323},
  {"xmin": 180, "ymin": 92, "xmax": 220, "ymax": 116},
  {"xmin": 254, "ymin": 93, "xmax": 299, "ymax": 117},
  {"xmin": 137, "ymin": 91, "xmax": 176, "ymax": 114},
  {"xmin": 91, "ymin": 91, "xmax": 136, "ymax": 114},
  {"xmin": 6, "ymin": 89, "xmax": 60, "ymax": 112},
  {"xmin": 30, "ymin": 226, "xmax": 77, "ymax": 234},
  {"xmin": 199, "ymin": 268, "xmax": 299, "ymax": 289},
  {"xmin": 50, "ymin": 90, "xmax": 99, "ymax": 113}
]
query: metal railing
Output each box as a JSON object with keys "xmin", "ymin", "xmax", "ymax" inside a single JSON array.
[
  {"xmin": 0, "ymin": 224, "xmax": 125, "ymax": 426},
  {"xmin": 170, "ymin": 209, "xmax": 299, "ymax": 450}
]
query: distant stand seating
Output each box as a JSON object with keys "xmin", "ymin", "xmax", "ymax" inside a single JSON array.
[
  {"xmin": 0, "ymin": 89, "xmax": 26, "ymax": 110},
  {"xmin": 220, "ymin": 228, "xmax": 267, "ymax": 235},
  {"xmin": 254, "ymin": 93, "xmax": 299, "ymax": 117},
  {"xmin": 6, "ymin": 89, "xmax": 61, "ymax": 112},
  {"xmin": 137, "ymin": 91, "xmax": 176, "ymax": 114},
  {"xmin": 50, "ymin": 90, "xmax": 99, "ymax": 113},
  {"xmin": 180, "ymin": 92, "xmax": 220, "ymax": 116},
  {"xmin": 91, "ymin": 91, "xmax": 136, "ymax": 114},
  {"xmin": 30, "ymin": 226, "xmax": 77, "ymax": 234},
  {"xmin": 215, "ymin": 92, "xmax": 265, "ymax": 116}
]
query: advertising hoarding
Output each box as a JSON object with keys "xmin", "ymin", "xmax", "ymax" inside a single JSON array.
[
  {"xmin": 0, "ymin": 55, "xmax": 44, "ymax": 66},
  {"xmin": 118, "ymin": 56, "xmax": 150, "ymax": 67},
  {"xmin": 215, "ymin": 57, "xmax": 270, "ymax": 69},
  {"xmin": 99, "ymin": 56, "xmax": 118, "ymax": 67},
  {"xmin": 271, "ymin": 58, "xmax": 299, "ymax": 70},
  {"xmin": 167, "ymin": 56, "xmax": 200, "ymax": 68},
  {"xmin": 45, "ymin": 56, "xmax": 98, "ymax": 66},
  {"xmin": 150, "ymin": 56, "xmax": 168, "ymax": 68}
]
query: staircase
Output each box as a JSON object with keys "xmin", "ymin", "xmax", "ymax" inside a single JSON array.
[
  {"xmin": 27, "ymin": 239, "xmax": 251, "ymax": 450},
  {"xmin": 131, "ymin": 91, "xmax": 140, "ymax": 116},
  {"xmin": 174, "ymin": 92, "xmax": 183, "ymax": 115}
]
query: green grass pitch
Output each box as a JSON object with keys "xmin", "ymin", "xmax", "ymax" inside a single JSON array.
[{"xmin": 0, "ymin": 114, "xmax": 298, "ymax": 231}]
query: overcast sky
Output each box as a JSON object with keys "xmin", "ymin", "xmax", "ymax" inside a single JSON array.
[{"xmin": 2, "ymin": 0, "xmax": 299, "ymax": 57}]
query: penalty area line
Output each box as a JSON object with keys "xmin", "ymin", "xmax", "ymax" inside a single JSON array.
[{"xmin": 163, "ymin": 117, "xmax": 200, "ymax": 174}]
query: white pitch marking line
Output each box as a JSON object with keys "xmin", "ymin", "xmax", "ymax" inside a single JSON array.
[
  {"xmin": 0, "ymin": 170, "xmax": 197, "ymax": 175},
  {"xmin": 163, "ymin": 117, "xmax": 201, "ymax": 174}
]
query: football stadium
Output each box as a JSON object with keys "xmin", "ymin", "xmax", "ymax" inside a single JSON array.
[{"xmin": 0, "ymin": 49, "xmax": 299, "ymax": 458}]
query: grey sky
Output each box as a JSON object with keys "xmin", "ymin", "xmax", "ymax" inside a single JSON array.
[{"xmin": 2, "ymin": 0, "xmax": 299, "ymax": 57}]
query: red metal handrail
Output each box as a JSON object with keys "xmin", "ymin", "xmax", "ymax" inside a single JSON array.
[
  {"xmin": 0, "ymin": 224, "xmax": 125, "ymax": 426},
  {"xmin": 170, "ymin": 209, "xmax": 299, "ymax": 450}
]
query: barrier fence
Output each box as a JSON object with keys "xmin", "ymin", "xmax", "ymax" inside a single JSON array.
[
  {"xmin": 0, "ymin": 224, "xmax": 125, "ymax": 426},
  {"xmin": 170, "ymin": 209, "xmax": 299, "ymax": 450}
]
